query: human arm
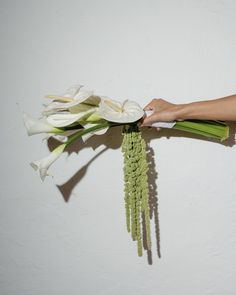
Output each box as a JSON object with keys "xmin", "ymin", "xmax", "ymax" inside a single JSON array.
[{"xmin": 140, "ymin": 94, "xmax": 236, "ymax": 126}]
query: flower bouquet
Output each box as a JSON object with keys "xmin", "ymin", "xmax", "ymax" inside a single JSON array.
[{"xmin": 23, "ymin": 85, "xmax": 229, "ymax": 257}]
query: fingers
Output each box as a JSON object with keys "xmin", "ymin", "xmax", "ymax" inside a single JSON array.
[
  {"xmin": 138, "ymin": 120, "xmax": 161, "ymax": 131},
  {"xmin": 140, "ymin": 113, "xmax": 159, "ymax": 127}
]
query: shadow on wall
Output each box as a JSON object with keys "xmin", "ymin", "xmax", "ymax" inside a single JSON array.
[{"xmin": 47, "ymin": 122, "xmax": 236, "ymax": 264}]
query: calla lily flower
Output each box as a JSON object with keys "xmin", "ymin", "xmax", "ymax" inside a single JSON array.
[
  {"xmin": 98, "ymin": 97, "xmax": 144, "ymax": 123},
  {"xmin": 45, "ymin": 103, "xmax": 100, "ymax": 127},
  {"xmin": 43, "ymin": 84, "xmax": 98, "ymax": 114},
  {"xmin": 23, "ymin": 113, "xmax": 62, "ymax": 136},
  {"xmin": 43, "ymin": 85, "xmax": 102, "ymax": 127},
  {"xmin": 30, "ymin": 143, "xmax": 66, "ymax": 181},
  {"xmin": 45, "ymin": 112, "xmax": 92, "ymax": 127}
]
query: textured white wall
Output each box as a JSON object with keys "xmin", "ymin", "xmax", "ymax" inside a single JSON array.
[{"xmin": 1, "ymin": 0, "xmax": 236, "ymax": 294}]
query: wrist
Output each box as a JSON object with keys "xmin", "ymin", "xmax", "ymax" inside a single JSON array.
[
  {"xmin": 176, "ymin": 101, "xmax": 214, "ymax": 121},
  {"xmin": 172, "ymin": 103, "xmax": 190, "ymax": 121}
]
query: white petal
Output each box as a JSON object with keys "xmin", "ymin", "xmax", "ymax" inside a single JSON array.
[
  {"xmin": 30, "ymin": 143, "xmax": 66, "ymax": 181},
  {"xmin": 80, "ymin": 95, "xmax": 101, "ymax": 107},
  {"xmin": 144, "ymin": 110, "xmax": 176, "ymax": 128},
  {"xmin": 69, "ymin": 104, "xmax": 97, "ymax": 114},
  {"xmin": 23, "ymin": 112, "xmax": 59, "ymax": 136},
  {"xmin": 43, "ymin": 90, "xmax": 94, "ymax": 113},
  {"xmin": 51, "ymin": 130, "xmax": 80, "ymax": 142},
  {"xmin": 98, "ymin": 98, "xmax": 144, "ymax": 123},
  {"xmin": 80, "ymin": 123, "xmax": 109, "ymax": 142},
  {"xmin": 81, "ymin": 132, "xmax": 94, "ymax": 142},
  {"xmin": 46, "ymin": 112, "xmax": 85, "ymax": 127}
]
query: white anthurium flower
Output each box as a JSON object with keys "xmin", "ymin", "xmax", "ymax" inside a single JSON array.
[
  {"xmin": 43, "ymin": 85, "xmax": 99, "ymax": 114},
  {"xmin": 80, "ymin": 123, "xmax": 109, "ymax": 142},
  {"xmin": 23, "ymin": 112, "xmax": 62, "ymax": 136},
  {"xmin": 98, "ymin": 97, "xmax": 144, "ymax": 123},
  {"xmin": 30, "ymin": 143, "xmax": 66, "ymax": 181}
]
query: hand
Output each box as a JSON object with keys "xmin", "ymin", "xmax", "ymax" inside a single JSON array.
[{"xmin": 140, "ymin": 98, "xmax": 181, "ymax": 127}]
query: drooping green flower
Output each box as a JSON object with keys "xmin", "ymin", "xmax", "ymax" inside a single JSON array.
[{"xmin": 122, "ymin": 124, "xmax": 151, "ymax": 257}]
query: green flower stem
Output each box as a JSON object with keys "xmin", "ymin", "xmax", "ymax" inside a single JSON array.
[
  {"xmin": 60, "ymin": 119, "xmax": 229, "ymax": 145},
  {"xmin": 173, "ymin": 120, "xmax": 229, "ymax": 141},
  {"xmin": 65, "ymin": 122, "xmax": 124, "ymax": 146}
]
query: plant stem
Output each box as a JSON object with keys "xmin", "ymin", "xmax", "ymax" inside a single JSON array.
[
  {"xmin": 174, "ymin": 120, "xmax": 229, "ymax": 141},
  {"xmin": 65, "ymin": 122, "xmax": 125, "ymax": 145}
]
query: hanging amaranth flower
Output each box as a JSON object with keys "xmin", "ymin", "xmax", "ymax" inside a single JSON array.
[{"xmin": 121, "ymin": 124, "xmax": 151, "ymax": 257}]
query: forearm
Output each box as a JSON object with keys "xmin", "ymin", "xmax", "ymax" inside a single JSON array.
[{"xmin": 176, "ymin": 95, "xmax": 236, "ymax": 121}]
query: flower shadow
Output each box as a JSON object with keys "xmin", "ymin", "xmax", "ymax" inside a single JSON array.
[{"xmin": 47, "ymin": 126, "xmax": 123, "ymax": 202}]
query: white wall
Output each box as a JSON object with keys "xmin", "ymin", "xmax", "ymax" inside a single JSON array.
[{"xmin": 1, "ymin": 0, "xmax": 236, "ymax": 294}]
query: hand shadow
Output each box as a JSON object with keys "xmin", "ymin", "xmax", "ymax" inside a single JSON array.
[{"xmin": 47, "ymin": 122, "xmax": 236, "ymax": 264}]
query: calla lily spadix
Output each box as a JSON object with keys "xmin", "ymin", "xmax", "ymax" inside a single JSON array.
[
  {"xmin": 98, "ymin": 97, "xmax": 144, "ymax": 123},
  {"xmin": 23, "ymin": 112, "xmax": 63, "ymax": 136},
  {"xmin": 30, "ymin": 143, "xmax": 66, "ymax": 181}
]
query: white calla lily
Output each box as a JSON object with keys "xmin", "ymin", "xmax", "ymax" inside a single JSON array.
[
  {"xmin": 98, "ymin": 97, "xmax": 144, "ymax": 123},
  {"xmin": 43, "ymin": 85, "xmax": 101, "ymax": 127},
  {"xmin": 43, "ymin": 85, "xmax": 99, "ymax": 114},
  {"xmin": 45, "ymin": 112, "xmax": 88, "ymax": 127},
  {"xmin": 30, "ymin": 143, "xmax": 66, "ymax": 181},
  {"xmin": 23, "ymin": 113, "xmax": 62, "ymax": 136}
]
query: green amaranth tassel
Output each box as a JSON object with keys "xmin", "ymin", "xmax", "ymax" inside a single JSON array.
[{"xmin": 122, "ymin": 124, "xmax": 151, "ymax": 257}]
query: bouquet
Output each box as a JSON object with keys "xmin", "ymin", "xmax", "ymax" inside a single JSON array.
[{"xmin": 23, "ymin": 85, "xmax": 229, "ymax": 258}]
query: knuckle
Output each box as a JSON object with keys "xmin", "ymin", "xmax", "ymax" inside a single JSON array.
[{"xmin": 152, "ymin": 98, "xmax": 163, "ymax": 103}]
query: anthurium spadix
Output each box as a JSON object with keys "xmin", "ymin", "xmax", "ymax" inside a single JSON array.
[
  {"xmin": 30, "ymin": 143, "xmax": 66, "ymax": 181},
  {"xmin": 98, "ymin": 97, "xmax": 144, "ymax": 123},
  {"xmin": 23, "ymin": 112, "xmax": 63, "ymax": 136}
]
